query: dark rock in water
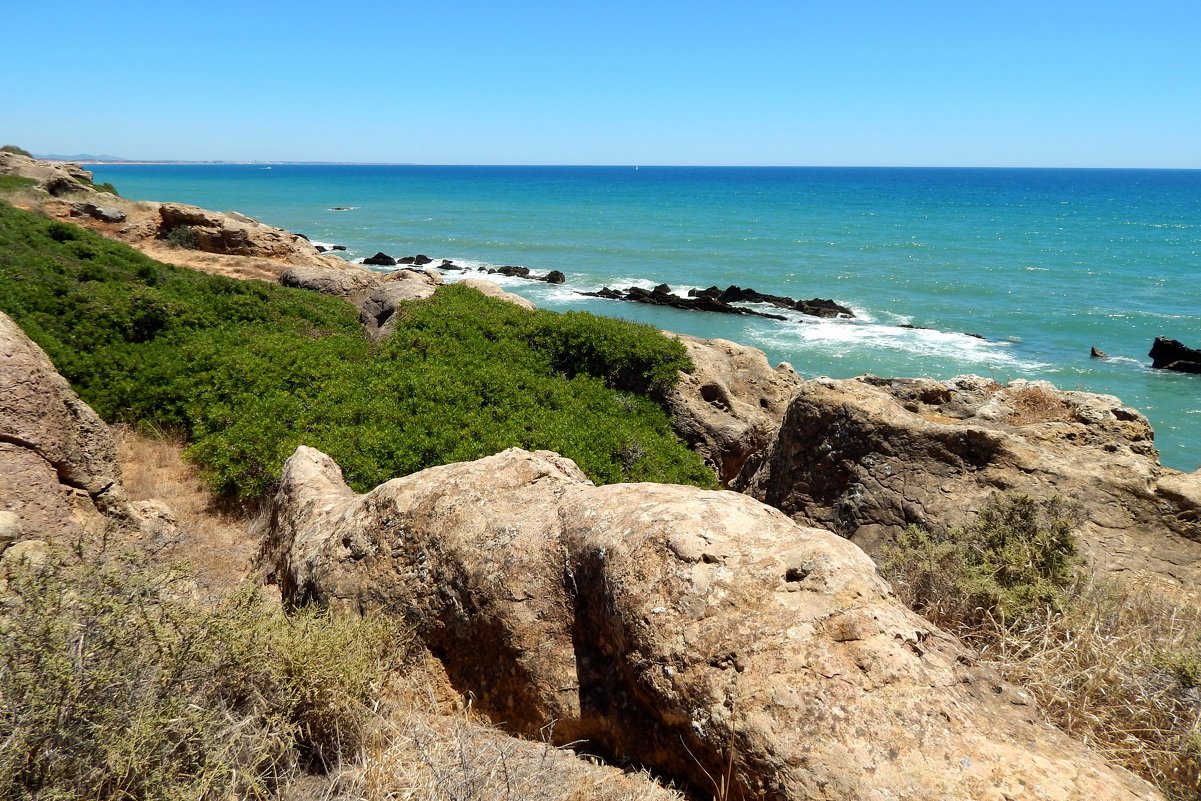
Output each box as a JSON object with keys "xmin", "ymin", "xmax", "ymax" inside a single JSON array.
[
  {"xmin": 413, "ymin": 254, "xmax": 433, "ymax": 266},
  {"xmin": 314, "ymin": 244, "xmax": 328, "ymax": 253},
  {"xmin": 687, "ymin": 284, "xmax": 853, "ymax": 318},
  {"xmin": 580, "ymin": 285, "xmax": 787, "ymax": 320},
  {"xmin": 1149, "ymin": 337, "xmax": 1201, "ymax": 373},
  {"xmin": 439, "ymin": 259, "xmax": 461, "ymax": 270},
  {"xmin": 329, "ymin": 206, "xmax": 353, "ymax": 211},
  {"xmin": 795, "ymin": 298, "xmax": 854, "ymax": 318},
  {"xmin": 332, "ymin": 244, "xmax": 347, "ymax": 251},
  {"xmin": 962, "ymin": 332, "xmax": 985, "ymax": 340},
  {"xmin": 1090, "ymin": 346, "xmax": 1109, "ymax": 359},
  {"xmin": 296, "ymin": 232, "xmax": 311, "ymax": 241},
  {"xmin": 497, "ymin": 265, "xmax": 531, "ymax": 278},
  {"xmin": 364, "ymin": 252, "xmax": 397, "ymax": 267},
  {"xmin": 543, "ymin": 270, "xmax": 566, "ymax": 284}
]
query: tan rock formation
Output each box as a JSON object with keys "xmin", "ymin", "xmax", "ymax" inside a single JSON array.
[
  {"xmin": 280, "ymin": 266, "xmax": 531, "ymax": 337},
  {"xmin": 460, "ymin": 277, "xmax": 537, "ymax": 310},
  {"xmin": 154, "ymin": 203, "xmax": 329, "ymax": 263},
  {"xmin": 264, "ymin": 445, "xmax": 1160, "ymax": 801},
  {"xmin": 735, "ymin": 375, "xmax": 1201, "ymax": 587},
  {"xmin": 0, "ymin": 151, "xmax": 97, "ymax": 196},
  {"xmin": 1, "ymin": 153, "xmax": 351, "ymax": 282},
  {"xmin": 0, "ymin": 311, "xmax": 130, "ymax": 542},
  {"xmin": 664, "ymin": 334, "xmax": 802, "ymax": 484}
]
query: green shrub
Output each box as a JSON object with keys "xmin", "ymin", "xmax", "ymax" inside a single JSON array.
[
  {"xmin": 0, "ymin": 200, "xmax": 714, "ymax": 502},
  {"xmin": 164, "ymin": 224, "xmax": 199, "ymax": 249},
  {"xmin": 91, "ymin": 181, "xmax": 119, "ymax": 196},
  {"xmin": 0, "ymin": 144, "xmax": 32, "ymax": 156},
  {"xmin": 0, "ymin": 548, "xmax": 408, "ymax": 800},
  {"xmin": 882, "ymin": 494, "xmax": 1079, "ymax": 628},
  {"xmin": 0, "ymin": 174, "xmax": 36, "ymax": 192}
]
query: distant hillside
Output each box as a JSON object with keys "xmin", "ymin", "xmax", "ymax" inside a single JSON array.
[{"xmin": 36, "ymin": 153, "xmax": 128, "ymax": 162}]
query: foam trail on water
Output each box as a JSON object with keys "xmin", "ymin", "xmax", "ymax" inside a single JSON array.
[{"xmin": 750, "ymin": 319, "xmax": 1048, "ymax": 372}]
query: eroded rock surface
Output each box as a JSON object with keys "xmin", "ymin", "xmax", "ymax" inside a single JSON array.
[
  {"xmin": 0, "ymin": 151, "xmax": 98, "ymax": 195},
  {"xmin": 0, "ymin": 311, "xmax": 185, "ymax": 565},
  {"xmin": 458, "ymin": 277, "xmax": 536, "ymax": 310},
  {"xmin": 264, "ymin": 445, "xmax": 1160, "ymax": 801},
  {"xmin": 279, "ymin": 265, "xmax": 532, "ymax": 336},
  {"xmin": 736, "ymin": 375, "xmax": 1201, "ymax": 587},
  {"xmin": 664, "ymin": 334, "xmax": 802, "ymax": 484},
  {"xmin": 0, "ymin": 311, "xmax": 130, "ymax": 543}
]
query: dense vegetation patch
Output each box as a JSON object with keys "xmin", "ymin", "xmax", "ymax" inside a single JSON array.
[
  {"xmin": 882, "ymin": 494, "xmax": 1078, "ymax": 628},
  {"xmin": 883, "ymin": 494, "xmax": 1201, "ymax": 797},
  {"xmin": 0, "ymin": 144, "xmax": 33, "ymax": 157},
  {"xmin": 0, "ymin": 549, "xmax": 405, "ymax": 800},
  {"xmin": 0, "ymin": 174, "xmax": 37, "ymax": 192},
  {"xmin": 0, "ymin": 201, "xmax": 713, "ymax": 500}
]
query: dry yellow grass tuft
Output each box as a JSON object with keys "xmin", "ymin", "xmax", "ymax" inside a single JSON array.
[
  {"xmin": 115, "ymin": 425, "xmax": 258, "ymax": 593},
  {"xmin": 979, "ymin": 579, "xmax": 1201, "ymax": 797},
  {"xmin": 1008, "ymin": 384, "xmax": 1077, "ymax": 426}
]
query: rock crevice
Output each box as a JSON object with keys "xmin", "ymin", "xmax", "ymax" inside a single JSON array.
[{"xmin": 263, "ymin": 445, "xmax": 1160, "ymax": 801}]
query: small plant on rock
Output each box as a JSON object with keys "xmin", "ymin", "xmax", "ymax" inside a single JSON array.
[
  {"xmin": 882, "ymin": 493, "xmax": 1079, "ymax": 629},
  {"xmin": 164, "ymin": 224, "xmax": 199, "ymax": 249}
]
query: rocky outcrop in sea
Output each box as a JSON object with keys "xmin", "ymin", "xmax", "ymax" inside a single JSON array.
[{"xmin": 580, "ymin": 282, "xmax": 854, "ymax": 321}]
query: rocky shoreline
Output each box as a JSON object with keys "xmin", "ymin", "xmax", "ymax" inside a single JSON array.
[{"xmin": 3, "ymin": 151, "xmax": 1198, "ymax": 800}]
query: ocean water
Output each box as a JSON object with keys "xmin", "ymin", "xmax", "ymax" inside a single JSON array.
[{"xmin": 89, "ymin": 164, "xmax": 1201, "ymax": 471}]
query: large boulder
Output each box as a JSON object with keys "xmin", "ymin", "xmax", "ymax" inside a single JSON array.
[
  {"xmin": 279, "ymin": 263, "xmax": 381, "ymax": 298},
  {"xmin": 0, "ymin": 151, "xmax": 95, "ymax": 196},
  {"xmin": 157, "ymin": 203, "xmax": 328, "ymax": 263},
  {"xmin": 664, "ymin": 334, "xmax": 802, "ymax": 484},
  {"xmin": 735, "ymin": 375, "xmax": 1201, "ymax": 586},
  {"xmin": 264, "ymin": 445, "xmax": 1159, "ymax": 801},
  {"xmin": 0, "ymin": 312, "xmax": 136, "ymax": 545},
  {"xmin": 359, "ymin": 270, "xmax": 442, "ymax": 337},
  {"xmin": 459, "ymin": 278, "xmax": 536, "ymax": 310}
]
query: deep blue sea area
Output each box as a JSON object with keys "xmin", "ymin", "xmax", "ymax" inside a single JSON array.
[{"xmin": 90, "ymin": 164, "xmax": 1201, "ymax": 471}]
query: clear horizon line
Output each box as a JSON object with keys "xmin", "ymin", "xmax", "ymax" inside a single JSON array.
[{"xmin": 66, "ymin": 158, "xmax": 1201, "ymax": 171}]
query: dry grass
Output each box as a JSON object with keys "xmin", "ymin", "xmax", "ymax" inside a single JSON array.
[
  {"xmin": 883, "ymin": 495, "xmax": 1201, "ymax": 798},
  {"xmin": 41, "ymin": 430, "xmax": 685, "ymax": 801},
  {"xmin": 115, "ymin": 424, "xmax": 258, "ymax": 593},
  {"xmin": 1008, "ymin": 384, "xmax": 1077, "ymax": 426},
  {"xmin": 324, "ymin": 711, "xmax": 684, "ymax": 801},
  {"xmin": 977, "ymin": 579, "xmax": 1201, "ymax": 798}
]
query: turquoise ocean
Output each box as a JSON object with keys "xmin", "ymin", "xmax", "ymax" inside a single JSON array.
[{"xmin": 89, "ymin": 164, "xmax": 1201, "ymax": 472}]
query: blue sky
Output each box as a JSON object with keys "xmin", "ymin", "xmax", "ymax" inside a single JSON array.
[{"xmin": 4, "ymin": 1, "xmax": 1199, "ymax": 166}]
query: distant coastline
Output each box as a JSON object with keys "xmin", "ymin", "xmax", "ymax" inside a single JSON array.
[{"xmin": 42, "ymin": 156, "xmax": 417, "ymax": 167}]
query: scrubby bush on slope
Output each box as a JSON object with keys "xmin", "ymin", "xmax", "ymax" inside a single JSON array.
[
  {"xmin": 883, "ymin": 494, "xmax": 1201, "ymax": 797},
  {"xmin": 0, "ymin": 549, "xmax": 406, "ymax": 800},
  {"xmin": 0, "ymin": 201, "xmax": 714, "ymax": 501}
]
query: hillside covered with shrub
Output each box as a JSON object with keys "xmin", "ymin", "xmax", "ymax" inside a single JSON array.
[{"xmin": 0, "ymin": 200, "xmax": 715, "ymax": 501}]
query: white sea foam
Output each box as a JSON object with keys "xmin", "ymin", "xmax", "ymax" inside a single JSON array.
[{"xmin": 748, "ymin": 319, "xmax": 1047, "ymax": 371}]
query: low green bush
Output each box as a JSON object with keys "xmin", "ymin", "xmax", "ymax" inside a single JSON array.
[
  {"xmin": 0, "ymin": 200, "xmax": 714, "ymax": 501},
  {"xmin": 0, "ymin": 548, "xmax": 407, "ymax": 800},
  {"xmin": 0, "ymin": 174, "xmax": 37, "ymax": 192},
  {"xmin": 0, "ymin": 144, "xmax": 33, "ymax": 157},
  {"xmin": 164, "ymin": 224, "xmax": 198, "ymax": 249},
  {"xmin": 881, "ymin": 494, "xmax": 1079, "ymax": 628}
]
